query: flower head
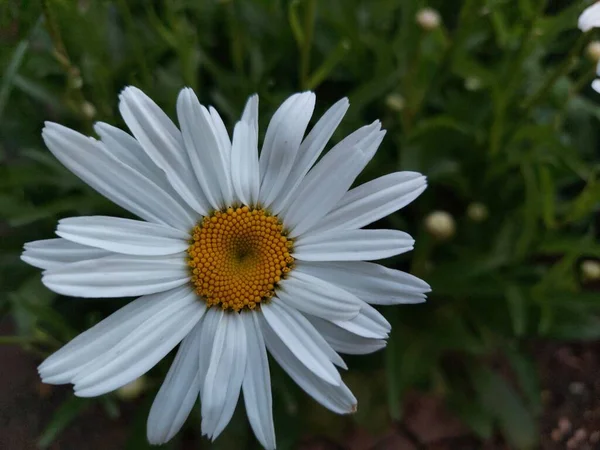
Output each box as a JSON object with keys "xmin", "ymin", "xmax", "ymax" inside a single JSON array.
[{"xmin": 22, "ymin": 87, "xmax": 429, "ymax": 448}]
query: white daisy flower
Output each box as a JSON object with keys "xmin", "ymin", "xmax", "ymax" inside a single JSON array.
[
  {"xmin": 579, "ymin": 2, "xmax": 600, "ymax": 32},
  {"xmin": 22, "ymin": 87, "xmax": 429, "ymax": 448}
]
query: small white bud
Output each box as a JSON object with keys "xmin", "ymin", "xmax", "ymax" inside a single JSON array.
[
  {"xmin": 116, "ymin": 376, "xmax": 146, "ymax": 400},
  {"xmin": 581, "ymin": 260, "xmax": 600, "ymax": 281},
  {"xmin": 81, "ymin": 101, "xmax": 96, "ymax": 120},
  {"xmin": 464, "ymin": 76, "xmax": 482, "ymax": 92},
  {"xmin": 587, "ymin": 41, "xmax": 600, "ymax": 62},
  {"xmin": 416, "ymin": 8, "xmax": 441, "ymax": 31},
  {"xmin": 425, "ymin": 210, "xmax": 455, "ymax": 240},
  {"xmin": 385, "ymin": 93, "xmax": 405, "ymax": 112},
  {"xmin": 467, "ymin": 202, "xmax": 488, "ymax": 222}
]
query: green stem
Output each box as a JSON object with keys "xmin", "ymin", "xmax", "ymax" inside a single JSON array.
[
  {"xmin": 300, "ymin": 0, "xmax": 316, "ymax": 89},
  {"xmin": 116, "ymin": 0, "xmax": 151, "ymax": 86}
]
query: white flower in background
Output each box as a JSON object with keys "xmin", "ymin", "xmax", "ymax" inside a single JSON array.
[
  {"xmin": 581, "ymin": 260, "xmax": 600, "ymax": 281},
  {"xmin": 587, "ymin": 41, "xmax": 600, "ymax": 61},
  {"xmin": 424, "ymin": 210, "xmax": 455, "ymax": 240},
  {"xmin": 578, "ymin": 2, "xmax": 600, "ymax": 32},
  {"xmin": 21, "ymin": 87, "xmax": 429, "ymax": 448},
  {"xmin": 416, "ymin": 8, "xmax": 441, "ymax": 31}
]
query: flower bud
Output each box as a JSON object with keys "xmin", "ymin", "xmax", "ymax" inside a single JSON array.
[
  {"xmin": 116, "ymin": 376, "xmax": 146, "ymax": 400},
  {"xmin": 581, "ymin": 260, "xmax": 600, "ymax": 281},
  {"xmin": 81, "ymin": 101, "xmax": 96, "ymax": 120},
  {"xmin": 587, "ymin": 41, "xmax": 600, "ymax": 62},
  {"xmin": 425, "ymin": 210, "xmax": 455, "ymax": 240},
  {"xmin": 416, "ymin": 8, "xmax": 441, "ymax": 31},
  {"xmin": 467, "ymin": 202, "xmax": 488, "ymax": 222},
  {"xmin": 464, "ymin": 76, "xmax": 482, "ymax": 92},
  {"xmin": 385, "ymin": 93, "xmax": 405, "ymax": 112}
]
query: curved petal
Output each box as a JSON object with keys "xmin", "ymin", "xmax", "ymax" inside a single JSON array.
[
  {"xmin": 277, "ymin": 270, "xmax": 361, "ymax": 321},
  {"xmin": 296, "ymin": 261, "xmax": 430, "ymax": 305},
  {"xmin": 306, "ymin": 316, "xmax": 387, "ymax": 355},
  {"xmin": 282, "ymin": 123, "xmax": 385, "ymax": 237},
  {"xmin": 38, "ymin": 286, "xmax": 197, "ymax": 384},
  {"xmin": 270, "ymin": 98, "xmax": 349, "ymax": 214},
  {"xmin": 333, "ymin": 302, "xmax": 391, "ymax": 339},
  {"xmin": 57, "ymin": 216, "xmax": 189, "ymax": 256},
  {"xmin": 21, "ymin": 238, "xmax": 110, "ymax": 270},
  {"xmin": 73, "ymin": 291, "xmax": 205, "ymax": 397},
  {"xmin": 118, "ymin": 86, "xmax": 210, "ymax": 215},
  {"xmin": 262, "ymin": 322, "xmax": 357, "ymax": 415},
  {"xmin": 177, "ymin": 88, "xmax": 233, "ymax": 209},
  {"xmin": 294, "ymin": 229, "xmax": 414, "ymax": 262},
  {"xmin": 242, "ymin": 313, "xmax": 276, "ymax": 450},
  {"xmin": 259, "ymin": 93, "xmax": 315, "ymax": 208},
  {"xmin": 309, "ymin": 172, "xmax": 427, "ymax": 234},
  {"xmin": 201, "ymin": 312, "xmax": 247, "ymax": 440},
  {"xmin": 260, "ymin": 299, "xmax": 345, "ymax": 384},
  {"xmin": 42, "ymin": 253, "xmax": 189, "ymax": 298},
  {"xmin": 42, "ymin": 123, "xmax": 197, "ymax": 231},
  {"xmin": 147, "ymin": 320, "xmax": 203, "ymax": 445},
  {"xmin": 579, "ymin": 2, "xmax": 600, "ymax": 32}
]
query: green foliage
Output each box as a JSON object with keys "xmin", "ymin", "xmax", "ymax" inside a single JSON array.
[{"xmin": 1, "ymin": 0, "xmax": 599, "ymax": 448}]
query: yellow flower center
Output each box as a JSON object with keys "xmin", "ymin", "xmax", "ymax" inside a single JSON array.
[{"xmin": 187, "ymin": 206, "xmax": 294, "ymax": 312}]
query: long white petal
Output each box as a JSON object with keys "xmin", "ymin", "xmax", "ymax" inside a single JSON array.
[
  {"xmin": 333, "ymin": 302, "xmax": 391, "ymax": 339},
  {"xmin": 38, "ymin": 286, "xmax": 195, "ymax": 384},
  {"xmin": 147, "ymin": 320, "xmax": 204, "ymax": 445},
  {"xmin": 306, "ymin": 316, "xmax": 387, "ymax": 355},
  {"xmin": 201, "ymin": 312, "xmax": 247, "ymax": 440},
  {"xmin": 21, "ymin": 238, "xmax": 110, "ymax": 270},
  {"xmin": 262, "ymin": 323, "xmax": 357, "ymax": 414},
  {"xmin": 177, "ymin": 88, "xmax": 233, "ymax": 209},
  {"xmin": 198, "ymin": 308, "xmax": 224, "ymax": 399},
  {"xmin": 118, "ymin": 86, "xmax": 210, "ymax": 215},
  {"xmin": 270, "ymin": 98, "xmax": 349, "ymax": 214},
  {"xmin": 57, "ymin": 216, "xmax": 189, "ymax": 256},
  {"xmin": 260, "ymin": 300, "xmax": 344, "ymax": 383},
  {"xmin": 296, "ymin": 261, "xmax": 430, "ymax": 305},
  {"xmin": 230, "ymin": 121, "xmax": 260, "ymax": 206},
  {"xmin": 73, "ymin": 292, "xmax": 205, "ymax": 396},
  {"xmin": 309, "ymin": 172, "xmax": 427, "ymax": 234},
  {"xmin": 42, "ymin": 253, "xmax": 189, "ymax": 298},
  {"xmin": 42, "ymin": 123, "xmax": 196, "ymax": 231},
  {"xmin": 277, "ymin": 270, "xmax": 361, "ymax": 321},
  {"xmin": 259, "ymin": 93, "xmax": 315, "ymax": 208},
  {"xmin": 282, "ymin": 123, "xmax": 385, "ymax": 237},
  {"xmin": 579, "ymin": 2, "xmax": 600, "ymax": 32},
  {"xmin": 242, "ymin": 313, "xmax": 276, "ymax": 450},
  {"xmin": 294, "ymin": 229, "xmax": 414, "ymax": 261}
]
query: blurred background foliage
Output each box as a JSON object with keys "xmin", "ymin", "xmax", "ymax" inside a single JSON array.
[{"xmin": 1, "ymin": 0, "xmax": 599, "ymax": 448}]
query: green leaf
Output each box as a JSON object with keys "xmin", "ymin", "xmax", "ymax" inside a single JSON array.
[
  {"xmin": 506, "ymin": 285, "xmax": 527, "ymax": 337},
  {"xmin": 38, "ymin": 397, "xmax": 92, "ymax": 449}
]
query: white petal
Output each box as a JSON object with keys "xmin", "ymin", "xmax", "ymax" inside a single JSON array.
[
  {"xmin": 593, "ymin": 79, "xmax": 600, "ymax": 93},
  {"xmin": 21, "ymin": 238, "xmax": 110, "ymax": 270},
  {"xmin": 294, "ymin": 229, "xmax": 414, "ymax": 261},
  {"xmin": 38, "ymin": 286, "xmax": 195, "ymax": 383},
  {"xmin": 147, "ymin": 320, "xmax": 203, "ymax": 445},
  {"xmin": 209, "ymin": 106, "xmax": 232, "ymax": 157},
  {"xmin": 277, "ymin": 270, "xmax": 361, "ymax": 321},
  {"xmin": 118, "ymin": 86, "xmax": 210, "ymax": 215},
  {"xmin": 42, "ymin": 123, "xmax": 196, "ymax": 231},
  {"xmin": 201, "ymin": 312, "xmax": 247, "ymax": 440},
  {"xmin": 296, "ymin": 261, "xmax": 430, "ymax": 305},
  {"xmin": 262, "ymin": 323, "xmax": 356, "ymax": 414},
  {"xmin": 242, "ymin": 313, "xmax": 276, "ymax": 450},
  {"xmin": 42, "ymin": 253, "xmax": 189, "ymax": 298},
  {"xmin": 241, "ymin": 94, "xmax": 259, "ymax": 132},
  {"xmin": 270, "ymin": 98, "xmax": 349, "ymax": 214},
  {"xmin": 310, "ymin": 172, "xmax": 427, "ymax": 234},
  {"xmin": 57, "ymin": 216, "xmax": 189, "ymax": 256},
  {"xmin": 579, "ymin": 2, "xmax": 600, "ymax": 32},
  {"xmin": 230, "ymin": 121, "xmax": 260, "ymax": 206},
  {"xmin": 73, "ymin": 291, "xmax": 205, "ymax": 396},
  {"xmin": 306, "ymin": 316, "xmax": 387, "ymax": 355},
  {"xmin": 198, "ymin": 308, "xmax": 224, "ymax": 399},
  {"xmin": 177, "ymin": 88, "xmax": 233, "ymax": 209},
  {"xmin": 282, "ymin": 123, "xmax": 385, "ymax": 237},
  {"xmin": 259, "ymin": 93, "xmax": 316, "ymax": 208},
  {"xmin": 333, "ymin": 302, "xmax": 391, "ymax": 339},
  {"xmin": 260, "ymin": 300, "xmax": 344, "ymax": 383}
]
